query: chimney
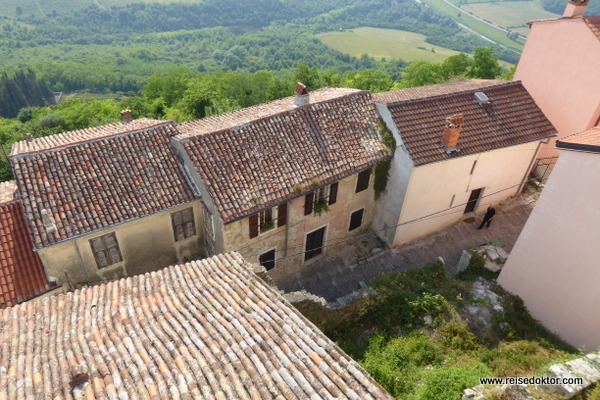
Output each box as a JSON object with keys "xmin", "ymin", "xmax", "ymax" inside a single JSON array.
[
  {"xmin": 120, "ymin": 109, "xmax": 133, "ymax": 123},
  {"xmin": 442, "ymin": 114, "xmax": 464, "ymax": 152},
  {"xmin": 563, "ymin": 0, "xmax": 588, "ymax": 17},
  {"xmin": 41, "ymin": 209, "xmax": 57, "ymax": 234},
  {"xmin": 294, "ymin": 83, "xmax": 310, "ymax": 107},
  {"xmin": 26, "ymin": 133, "xmax": 33, "ymax": 143}
]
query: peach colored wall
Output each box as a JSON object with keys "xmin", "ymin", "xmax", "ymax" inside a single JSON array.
[
  {"xmin": 515, "ymin": 18, "xmax": 600, "ymax": 158},
  {"xmin": 498, "ymin": 149, "xmax": 600, "ymax": 351},
  {"xmin": 221, "ymin": 171, "xmax": 377, "ymax": 282},
  {"xmin": 390, "ymin": 141, "xmax": 541, "ymax": 246}
]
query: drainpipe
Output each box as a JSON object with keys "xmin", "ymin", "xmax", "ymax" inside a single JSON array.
[
  {"xmin": 518, "ymin": 138, "xmax": 549, "ymax": 194},
  {"xmin": 72, "ymin": 240, "xmax": 90, "ymax": 285},
  {"xmin": 284, "ymin": 200, "xmax": 290, "ymax": 257}
]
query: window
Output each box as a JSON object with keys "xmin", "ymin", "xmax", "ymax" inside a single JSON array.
[
  {"xmin": 305, "ymin": 227, "xmax": 326, "ymax": 261},
  {"xmin": 90, "ymin": 233, "xmax": 122, "ymax": 269},
  {"xmin": 349, "ymin": 209, "xmax": 364, "ymax": 231},
  {"xmin": 356, "ymin": 169, "xmax": 371, "ymax": 193},
  {"xmin": 304, "ymin": 182, "xmax": 338, "ymax": 215},
  {"xmin": 172, "ymin": 208, "xmax": 196, "ymax": 242},
  {"xmin": 249, "ymin": 203, "xmax": 287, "ymax": 239},
  {"xmin": 259, "ymin": 249, "xmax": 276, "ymax": 271}
]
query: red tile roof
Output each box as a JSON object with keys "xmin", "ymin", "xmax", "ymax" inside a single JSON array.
[
  {"xmin": 0, "ymin": 252, "xmax": 393, "ymax": 399},
  {"xmin": 178, "ymin": 90, "xmax": 390, "ymax": 223},
  {"xmin": 584, "ymin": 16, "xmax": 600, "ymax": 40},
  {"xmin": 556, "ymin": 126, "xmax": 600, "ymax": 153},
  {"xmin": 380, "ymin": 81, "xmax": 557, "ymax": 166},
  {"xmin": 0, "ymin": 183, "xmax": 49, "ymax": 307},
  {"xmin": 11, "ymin": 118, "xmax": 166, "ymax": 156},
  {"xmin": 10, "ymin": 122, "xmax": 196, "ymax": 248},
  {"xmin": 373, "ymin": 79, "xmax": 505, "ymax": 104}
]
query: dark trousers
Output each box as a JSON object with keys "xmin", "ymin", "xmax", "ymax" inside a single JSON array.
[{"xmin": 478, "ymin": 217, "xmax": 492, "ymax": 229}]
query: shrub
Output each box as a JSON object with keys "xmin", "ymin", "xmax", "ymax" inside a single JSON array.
[
  {"xmin": 457, "ymin": 252, "xmax": 499, "ymax": 281},
  {"xmin": 437, "ymin": 319, "xmax": 479, "ymax": 351},
  {"xmin": 415, "ymin": 364, "xmax": 491, "ymax": 400},
  {"xmin": 481, "ymin": 341, "xmax": 559, "ymax": 376},
  {"xmin": 38, "ymin": 113, "xmax": 65, "ymax": 129}
]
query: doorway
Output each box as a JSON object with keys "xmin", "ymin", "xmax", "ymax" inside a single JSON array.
[
  {"xmin": 464, "ymin": 188, "xmax": 483, "ymax": 214},
  {"xmin": 305, "ymin": 227, "xmax": 326, "ymax": 261}
]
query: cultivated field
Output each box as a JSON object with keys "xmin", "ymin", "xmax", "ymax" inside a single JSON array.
[
  {"xmin": 461, "ymin": 1, "xmax": 558, "ymax": 32},
  {"xmin": 317, "ymin": 27, "xmax": 461, "ymax": 63}
]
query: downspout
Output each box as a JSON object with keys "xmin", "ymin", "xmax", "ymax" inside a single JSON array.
[
  {"xmin": 284, "ymin": 200, "xmax": 290, "ymax": 257},
  {"xmin": 518, "ymin": 138, "xmax": 549, "ymax": 194},
  {"xmin": 72, "ymin": 240, "xmax": 90, "ymax": 285}
]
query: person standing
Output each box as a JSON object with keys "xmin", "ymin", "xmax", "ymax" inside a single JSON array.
[{"xmin": 478, "ymin": 205, "xmax": 496, "ymax": 229}]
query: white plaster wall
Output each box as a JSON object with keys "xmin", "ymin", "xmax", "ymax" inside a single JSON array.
[
  {"xmin": 515, "ymin": 19, "xmax": 600, "ymax": 158},
  {"xmin": 392, "ymin": 141, "xmax": 540, "ymax": 246},
  {"xmin": 498, "ymin": 150, "xmax": 600, "ymax": 351},
  {"xmin": 372, "ymin": 103, "xmax": 415, "ymax": 246}
]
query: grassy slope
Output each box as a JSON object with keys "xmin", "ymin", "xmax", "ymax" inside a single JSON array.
[
  {"xmin": 317, "ymin": 27, "xmax": 460, "ymax": 63},
  {"xmin": 461, "ymin": 1, "xmax": 559, "ymax": 32}
]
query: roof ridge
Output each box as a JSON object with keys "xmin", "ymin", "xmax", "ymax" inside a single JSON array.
[
  {"xmin": 179, "ymin": 90, "xmax": 371, "ymax": 141},
  {"xmin": 384, "ymin": 80, "xmax": 518, "ymax": 106},
  {"xmin": 11, "ymin": 119, "xmax": 175, "ymax": 158}
]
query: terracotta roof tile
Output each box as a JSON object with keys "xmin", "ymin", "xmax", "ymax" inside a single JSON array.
[
  {"xmin": 179, "ymin": 90, "xmax": 390, "ymax": 223},
  {"xmin": 584, "ymin": 16, "xmax": 600, "ymax": 40},
  {"xmin": 556, "ymin": 126, "xmax": 600, "ymax": 152},
  {"xmin": 373, "ymin": 79, "xmax": 505, "ymax": 104},
  {"xmin": 10, "ymin": 122, "xmax": 196, "ymax": 248},
  {"xmin": 0, "ymin": 181, "xmax": 17, "ymax": 204},
  {"xmin": 0, "ymin": 197, "xmax": 49, "ymax": 307},
  {"xmin": 382, "ymin": 81, "xmax": 557, "ymax": 166},
  {"xmin": 10, "ymin": 118, "xmax": 166, "ymax": 156},
  {"xmin": 0, "ymin": 252, "xmax": 393, "ymax": 399}
]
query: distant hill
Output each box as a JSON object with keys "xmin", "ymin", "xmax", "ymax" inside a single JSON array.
[{"xmin": 538, "ymin": 0, "xmax": 600, "ymax": 15}]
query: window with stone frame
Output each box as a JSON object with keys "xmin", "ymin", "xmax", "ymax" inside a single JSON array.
[
  {"xmin": 171, "ymin": 208, "xmax": 196, "ymax": 242},
  {"xmin": 304, "ymin": 182, "xmax": 338, "ymax": 215},
  {"xmin": 90, "ymin": 233, "xmax": 122, "ymax": 269},
  {"xmin": 249, "ymin": 203, "xmax": 287, "ymax": 239}
]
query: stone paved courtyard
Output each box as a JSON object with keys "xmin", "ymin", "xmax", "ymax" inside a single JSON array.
[{"xmin": 271, "ymin": 194, "xmax": 536, "ymax": 303}]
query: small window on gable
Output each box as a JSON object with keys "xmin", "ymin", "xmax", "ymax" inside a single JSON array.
[
  {"xmin": 172, "ymin": 208, "xmax": 196, "ymax": 242},
  {"xmin": 90, "ymin": 232, "xmax": 122, "ymax": 269},
  {"xmin": 356, "ymin": 169, "xmax": 371, "ymax": 193},
  {"xmin": 259, "ymin": 249, "xmax": 276, "ymax": 271},
  {"xmin": 349, "ymin": 209, "xmax": 364, "ymax": 231}
]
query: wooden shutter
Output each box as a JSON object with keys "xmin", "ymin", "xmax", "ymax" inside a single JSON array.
[
  {"xmin": 349, "ymin": 209, "xmax": 364, "ymax": 231},
  {"xmin": 329, "ymin": 182, "xmax": 338, "ymax": 205},
  {"xmin": 249, "ymin": 214, "xmax": 259, "ymax": 238},
  {"xmin": 304, "ymin": 192, "xmax": 314, "ymax": 215},
  {"xmin": 182, "ymin": 208, "xmax": 196, "ymax": 238},
  {"xmin": 278, "ymin": 203, "xmax": 287, "ymax": 227},
  {"xmin": 356, "ymin": 169, "xmax": 371, "ymax": 193}
]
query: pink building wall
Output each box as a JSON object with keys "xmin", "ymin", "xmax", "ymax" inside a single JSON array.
[{"xmin": 515, "ymin": 18, "xmax": 600, "ymax": 158}]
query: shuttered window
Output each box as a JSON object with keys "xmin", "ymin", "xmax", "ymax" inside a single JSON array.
[
  {"xmin": 349, "ymin": 209, "xmax": 365, "ymax": 231},
  {"xmin": 329, "ymin": 182, "xmax": 338, "ymax": 205},
  {"xmin": 277, "ymin": 203, "xmax": 287, "ymax": 227},
  {"xmin": 356, "ymin": 169, "xmax": 371, "ymax": 193},
  {"xmin": 304, "ymin": 192, "xmax": 314, "ymax": 215},
  {"xmin": 249, "ymin": 203, "xmax": 286, "ymax": 238},
  {"xmin": 259, "ymin": 249, "xmax": 276, "ymax": 271},
  {"xmin": 249, "ymin": 214, "xmax": 259, "ymax": 238},
  {"xmin": 90, "ymin": 233, "xmax": 122, "ymax": 269},
  {"xmin": 171, "ymin": 208, "xmax": 196, "ymax": 242}
]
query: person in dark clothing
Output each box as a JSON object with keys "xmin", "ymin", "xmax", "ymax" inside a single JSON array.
[{"xmin": 478, "ymin": 205, "xmax": 496, "ymax": 229}]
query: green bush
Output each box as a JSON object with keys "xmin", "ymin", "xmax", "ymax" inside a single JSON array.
[
  {"xmin": 456, "ymin": 252, "xmax": 499, "ymax": 281},
  {"xmin": 480, "ymin": 341, "xmax": 561, "ymax": 376},
  {"xmin": 415, "ymin": 364, "xmax": 491, "ymax": 400},
  {"xmin": 437, "ymin": 319, "xmax": 479, "ymax": 352}
]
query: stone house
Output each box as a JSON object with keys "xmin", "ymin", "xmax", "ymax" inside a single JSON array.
[
  {"xmin": 0, "ymin": 181, "xmax": 50, "ymax": 306},
  {"xmin": 174, "ymin": 86, "xmax": 390, "ymax": 280},
  {"xmin": 498, "ymin": 127, "xmax": 600, "ymax": 351},
  {"xmin": 9, "ymin": 117, "xmax": 204, "ymax": 286},
  {"xmin": 372, "ymin": 80, "xmax": 557, "ymax": 247},
  {"xmin": 514, "ymin": 0, "xmax": 600, "ymax": 158}
]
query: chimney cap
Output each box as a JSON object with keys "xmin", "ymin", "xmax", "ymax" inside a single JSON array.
[
  {"xmin": 120, "ymin": 109, "xmax": 133, "ymax": 123},
  {"xmin": 295, "ymin": 83, "xmax": 308, "ymax": 95}
]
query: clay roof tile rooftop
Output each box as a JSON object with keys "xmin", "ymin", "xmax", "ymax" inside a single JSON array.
[
  {"xmin": 0, "ymin": 252, "xmax": 393, "ymax": 399},
  {"xmin": 10, "ymin": 121, "xmax": 196, "ymax": 248},
  {"xmin": 377, "ymin": 80, "xmax": 557, "ymax": 166},
  {"xmin": 178, "ymin": 88, "xmax": 390, "ymax": 223},
  {"xmin": 556, "ymin": 126, "xmax": 600, "ymax": 153}
]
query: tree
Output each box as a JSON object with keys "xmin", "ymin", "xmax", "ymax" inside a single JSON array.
[
  {"xmin": 467, "ymin": 47, "xmax": 501, "ymax": 79},
  {"xmin": 440, "ymin": 53, "xmax": 472, "ymax": 79},
  {"xmin": 395, "ymin": 61, "xmax": 445, "ymax": 89},
  {"xmin": 344, "ymin": 69, "xmax": 392, "ymax": 93}
]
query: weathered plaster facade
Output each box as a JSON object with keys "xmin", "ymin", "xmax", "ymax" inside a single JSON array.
[
  {"xmin": 222, "ymin": 171, "xmax": 377, "ymax": 281},
  {"xmin": 39, "ymin": 201, "xmax": 204, "ymax": 286},
  {"xmin": 498, "ymin": 148, "xmax": 600, "ymax": 351},
  {"xmin": 514, "ymin": 16, "xmax": 600, "ymax": 158}
]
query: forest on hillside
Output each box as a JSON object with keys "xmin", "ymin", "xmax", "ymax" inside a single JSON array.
[
  {"xmin": 539, "ymin": 0, "xmax": 600, "ymax": 14},
  {"xmin": 0, "ymin": 0, "xmax": 520, "ymax": 94}
]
